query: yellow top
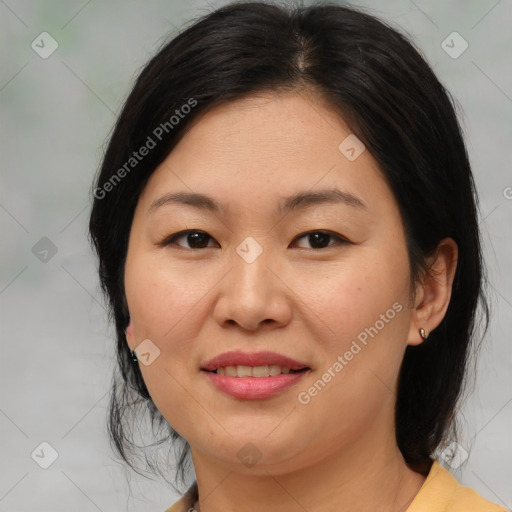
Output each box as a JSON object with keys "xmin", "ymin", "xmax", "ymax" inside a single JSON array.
[{"xmin": 164, "ymin": 461, "xmax": 508, "ymax": 511}]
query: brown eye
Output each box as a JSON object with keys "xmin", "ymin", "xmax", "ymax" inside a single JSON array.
[
  {"xmin": 161, "ymin": 230, "xmax": 219, "ymax": 249},
  {"xmin": 292, "ymin": 230, "xmax": 348, "ymax": 249}
]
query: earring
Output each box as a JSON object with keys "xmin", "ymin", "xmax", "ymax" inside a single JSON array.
[
  {"xmin": 131, "ymin": 349, "xmax": 138, "ymax": 362},
  {"xmin": 419, "ymin": 328, "xmax": 429, "ymax": 340}
]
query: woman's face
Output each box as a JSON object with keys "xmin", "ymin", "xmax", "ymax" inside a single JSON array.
[{"xmin": 124, "ymin": 91, "xmax": 419, "ymax": 473}]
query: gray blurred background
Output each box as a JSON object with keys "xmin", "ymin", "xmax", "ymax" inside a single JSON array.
[{"xmin": 1, "ymin": 1, "xmax": 511, "ymax": 510}]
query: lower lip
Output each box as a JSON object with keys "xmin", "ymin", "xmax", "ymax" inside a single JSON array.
[{"xmin": 202, "ymin": 370, "xmax": 309, "ymax": 400}]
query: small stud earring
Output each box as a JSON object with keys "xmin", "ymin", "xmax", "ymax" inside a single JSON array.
[
  {"xmin": 419, "ymin": 328, "xmax": 428, "ymax": 340},
  {"xmin": 131, "ymin": 349, "xmax": 138, "ymax": 362}
]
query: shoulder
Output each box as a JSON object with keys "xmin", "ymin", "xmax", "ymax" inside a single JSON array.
[
  {"xmin": 164, "ymin": 466, "xmax": 508, "ymax": 511},
  {"xmin": 408, "ymin": 460, "xmax": 508, "ymax": 512}
]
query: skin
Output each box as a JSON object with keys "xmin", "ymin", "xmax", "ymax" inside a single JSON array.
[{"xmin": 124, "ymin": 90, "xmax": 458, "ymax": 512}]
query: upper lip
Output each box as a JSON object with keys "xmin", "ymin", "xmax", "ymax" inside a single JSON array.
[{"xmin": 201, "ymin": 351, "xmax": 310, "ymax": 371}]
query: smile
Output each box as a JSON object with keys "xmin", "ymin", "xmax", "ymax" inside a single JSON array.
[
  {"xmin": 211, "ymin": 365, "xmax": 306, "ymax": 377},
  {"xmin": 200, "ymin": 351, "xmax": 311, "ymax": 400}
]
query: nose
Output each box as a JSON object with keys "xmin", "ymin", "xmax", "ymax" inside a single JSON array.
[{"xmin": 212, "ymin": 244, "xmax": 293, "ymax": 332}]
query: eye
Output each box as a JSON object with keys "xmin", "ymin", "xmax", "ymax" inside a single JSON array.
[
  {"xmin": 160, "ymin": 230, "xmax": 219, "ymax": 249},
  {"xmin": 159, "ymin": 229, "xmax": 348, "ymax": 250},
  {"xmin": 291, "ymin": 230, "xmax": 349, "ymax": 249}
]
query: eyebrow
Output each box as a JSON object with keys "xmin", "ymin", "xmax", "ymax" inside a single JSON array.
[{"xmin": 148, "ymin": 188, "xmax": 367, "ymax": 215}]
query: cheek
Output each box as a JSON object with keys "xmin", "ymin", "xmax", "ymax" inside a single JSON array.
[
  {"xmin": 290, "ymin": 244, "xmax": 411, "ymax": 413},
  {"xmin": 123, "ymin": 256, "xmax": 212, "ymax": 438},
  {"xmin": 124, "ymin": 256, "xmax": 211, "ymax": 340},
  {"xmin": 294, "ymin": 246, "xmax": 410, "ymax": 353},
  {"xmin": 288, "ymin": 289, "xmax": 409, "ymax": 459}
]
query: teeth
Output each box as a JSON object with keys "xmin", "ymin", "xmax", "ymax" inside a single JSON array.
[
  {"xmin": 237, "ymin": 365, "xmax": 252, "ymax": 377},
  {"xmin": 252, "ymin": 365, "xmax": 270, "ymax": 378},
  {"xmin": 215, "ymin": 365, "xmax": 297, "ymax": 377},
  {"xmin": 225, "ymin": 366, "xmax": 237, "ymax": 377},
  {"xmin": 269, "ymin": 364, "xmax": 281, "ymax": 376}
]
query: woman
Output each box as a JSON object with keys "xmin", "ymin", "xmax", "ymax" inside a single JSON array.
[{"xmin": 89, "ymin": 2, "xmax": 507, "ymax": 510}]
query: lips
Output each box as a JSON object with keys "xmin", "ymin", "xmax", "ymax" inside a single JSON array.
[
  {"xmin": 215, "ymin": 365, "xmax": 300, "ymax": 377},
  {"xmin": 201, "ymin": 350, "xmax": 311, "ymax": 400},
  {"xmin": 201, "ymin": 350, "xmax": 309, "ymax": 372}
]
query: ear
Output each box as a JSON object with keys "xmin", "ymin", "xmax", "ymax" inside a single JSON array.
[
  {"xmin": 408, "ymin": 237, "xmax": 458, "ymax": 346},
  {"xmin": 125, "ymin": 318, "xmax": 136, "ymax": 348}
]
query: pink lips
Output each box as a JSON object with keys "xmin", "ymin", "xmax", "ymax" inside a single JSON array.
[
  {"xmin": 201, "ymin": 350, "xmax": 310, "ymax": 400},
  {"xmin": 202, "ymin": 350, "xmax": 308, "ymax": 371}
]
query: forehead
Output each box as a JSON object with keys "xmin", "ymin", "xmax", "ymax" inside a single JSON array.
[
  {"xmin": 137, "ymin": 91, "xmax": 394, "ymax": 219},
  {"xmin": 177, "ymin": 91, "xmax": 352, "ymax": 163}
]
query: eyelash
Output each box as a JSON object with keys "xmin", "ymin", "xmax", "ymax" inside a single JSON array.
[{"xmin": 158, "ymin": 229, "xmax": 350, "ymax": 250}]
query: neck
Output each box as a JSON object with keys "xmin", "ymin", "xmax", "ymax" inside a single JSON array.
[{"xmin": 190, "ymin": 416, "xmax": 427, "ymax": 512}]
